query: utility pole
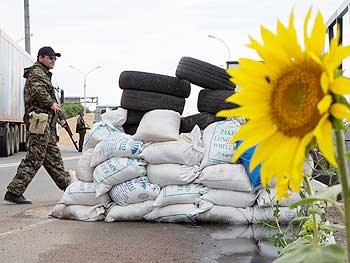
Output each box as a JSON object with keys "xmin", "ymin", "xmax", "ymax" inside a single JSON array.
[{"xmin": 24, "ymin": 0, "xmax": 31, "ymax": 54}]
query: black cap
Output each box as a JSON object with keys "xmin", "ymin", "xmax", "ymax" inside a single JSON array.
[{"xmin": 37, "ymin": 46, "xmax": 61, "ymax": 57}]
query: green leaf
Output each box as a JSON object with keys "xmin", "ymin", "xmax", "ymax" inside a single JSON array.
[
  {"xmin": 289, "ymin": 185, "xmax": 342, "ymax": 209},
  {"xmin": 273, "ymin": 242, "xmax": 344, "ymax": 263}
]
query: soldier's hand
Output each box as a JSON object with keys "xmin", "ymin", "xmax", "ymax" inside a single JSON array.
[
  {"xmin": 59, "ymin": 119, "xmax": 66, "ymax": 127},
  {"xmin": 50, "ymin": 102, "xmax": 61, "ymax": 113}
]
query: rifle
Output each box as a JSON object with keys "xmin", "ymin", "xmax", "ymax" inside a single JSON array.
[{"xmin": 51, "ymin": 111, "xmax": 79, "ymax": 151}]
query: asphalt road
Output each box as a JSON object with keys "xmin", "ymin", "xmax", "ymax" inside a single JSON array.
[{"xmin": 0, "ymin": 147, "xmax": 275, "ymax": 263}]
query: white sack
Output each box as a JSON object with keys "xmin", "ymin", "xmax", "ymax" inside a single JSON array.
[
  {"xmin": 75, "ymin": 149, "xmax": 94, "ymax": 182},
  {"xmin": 101, "ymin": 107, "xmax": 127, "ymax": 128},
  {"xmin": 59, "ymin": 181, "xmax": 111, "ymax": 206},
  {"xmin": 196, "ymin": 163, "xmax": 252, "ymax": 192},
  {"xmin": 147, "ymin": 163, "xmax": 200, "ymax": 187},
  {"xmin": 251, "ymin": 205, "xmax": 298, "ymax": 224},
  {"xmin": 256, "ymin": 188, "xmax": 301, "ymax": 207},
  {"xmin": 139, "ymin": 125, "xmax": 204, "ymax": 165},
  {"xmin": 108, "ymin": 176, "xmax": 161, "ymax": 206},
  {"xmin": 90, "ymin": 133, "xmax": 144, "ymax": 167},
  {"xmin": 153, "ymin": 184, "xmax": 208, "ymax": 207},
  {"xmin": 198, "ymin": 205, "xmax": 297, "ymax": 224},
  {"xmin": 84, "ymin": 121, "xmax": 122, "ymax": 150},
  {"xmin": 201, "ymin": 188, "xmax": 257, "ymax": 207},
  {"xmin": 144, "ymin": 200, "xmax": 213, "ymax": 223},
  {"xmin": 50, "ymin": 204, "xmax": 105, "ymax": 221},
  {"xmin": 105, "ymin": 200, "xmax": 154, "ymax": 222},
  {"xmin": 198, "ymin": 205, "xmax": 252, "ymax": 224},
  {"xmin": 133, "ymin": 109, "xmax": 180, "ymax": 142},
  {"xmin": 200, "ymin": 119, "xmax": 242, "ymax": 170},
  {"xmin": 93, "ymin": 157, "xmax": 147, "ymax": 197}
]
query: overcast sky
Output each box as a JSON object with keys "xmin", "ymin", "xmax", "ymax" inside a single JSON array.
[{"xmin": 0, "ymin": 0, "xmax": 346, "ymax": 114}]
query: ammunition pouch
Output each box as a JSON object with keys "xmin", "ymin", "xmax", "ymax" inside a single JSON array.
[{"xmin": 28, "ymin": 112, "xmax": 49, "ymax": 134}]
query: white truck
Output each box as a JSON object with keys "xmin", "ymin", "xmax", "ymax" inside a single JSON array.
[{"xmin": 0, "ymin": 29, "xmax": 34, "ymax": 157}]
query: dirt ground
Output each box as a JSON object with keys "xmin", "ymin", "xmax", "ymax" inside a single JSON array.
[{"xmin": 57, "ymin": 112, "xmax": 94, "ymax": 147}]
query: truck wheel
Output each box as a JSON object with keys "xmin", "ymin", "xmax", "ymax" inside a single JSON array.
[
  {"xmin": 14, "ymin": 125, "xmax": 19, "ymax": 153},
  {"xmin": 175, "ymin": 57, "xmax": 235, "ymax": 91},
  {"xmin": 180, "ymin": 112, "xmax": 225, "ymax": 133},
  {"xmin": 197, "ymin": 89, "xmax": 238, "ymax": 114},
  {"xmin": 121, "ymin": 90, "xmax": 185, "ymax": 114},
  {"xmin": 10, "ymin": 126, "xmax": 15, "ymax": 155},
  {"xmin": 0, "ymin": 126, "xmax": 11, "ymax": 157},
  {"xmin": 119, "ymin": 71, "xmax": 191, "ymax": 98}
]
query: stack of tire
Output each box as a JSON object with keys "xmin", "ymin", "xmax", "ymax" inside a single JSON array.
[
  {"xmin": 175, "ymin": 57, "xmax": 238, "ymax": 133},
  {"xmin": 119, "ymin": 71, "xmax": 191, "ymax": 135}
]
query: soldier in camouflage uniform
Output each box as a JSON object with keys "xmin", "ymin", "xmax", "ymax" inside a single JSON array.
[{"xmin": 4, "ymin": 46, "xmax": 71, "ymax": 204}]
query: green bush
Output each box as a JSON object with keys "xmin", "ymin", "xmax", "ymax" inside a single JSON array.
[{"xmin": 61, "ymin": 103, "xmax": 84, "ymax": 119}]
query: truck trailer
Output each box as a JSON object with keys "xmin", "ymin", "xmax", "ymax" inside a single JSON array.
[{"xmin": 0, "ymin": 29, "xmax": 34, "ymax": 157}]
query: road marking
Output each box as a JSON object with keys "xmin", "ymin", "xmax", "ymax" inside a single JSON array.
[
  {"xmin": 0, "ymin": 155, "xmax": 80, "ymax": 168},
  {"xmin": 0, "ymin": 218, "xmax": 57, "ymax": 238}
]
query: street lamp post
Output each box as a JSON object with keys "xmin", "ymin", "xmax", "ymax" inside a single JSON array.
[
  {"xmin": 69, "ymin": 65, "xmax": 102, "ymax": 113},
  {"xmin": 208, "ymin": 34, "xmax": 231, "ymax": 62}
]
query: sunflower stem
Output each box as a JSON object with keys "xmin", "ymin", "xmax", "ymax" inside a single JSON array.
[
  {"xmin": 334, "ymin": 129, "xmax": 350, "ymax": 260},
  {"xmin": 304, "ymin": 175, "xmax": 320, "ymax": 248}
]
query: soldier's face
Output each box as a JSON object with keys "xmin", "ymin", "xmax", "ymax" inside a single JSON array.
[{"xmin": 39, "ymin": 55, "xmax": 56, "ymax": 69}]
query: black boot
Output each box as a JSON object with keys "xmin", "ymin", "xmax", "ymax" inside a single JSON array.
[{"xmin": 4, "ymin": 191, "xmax": 32, "ymax": 204}]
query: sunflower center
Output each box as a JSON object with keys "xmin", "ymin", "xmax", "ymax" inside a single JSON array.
[{"xmin": 270, "ymin": 62, "xmax": 324, "ymax": 137}]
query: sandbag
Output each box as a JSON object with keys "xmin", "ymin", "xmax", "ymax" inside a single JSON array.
[
  {"xmin": 75, "ymin": 148, "xmax": 94, "ymax": 182},
  {"xmin": 133, "ymin": 109, "xmax": 181, "ymax": 142},
  {"xmin": 84, "ymin": 121, "xmax": 122, "ymax": 150},
  {"xmin": 198, "ymin": 205, "xmax": 298, "ymax": 224},
  {"xmin": 147, "ymin": 163, "xmax": 200, "ymax": 187},
  {"xmin": 59, "ymin": 180, "xmax": 111, "ymax": 206},
  {"xmin": 153, "ymin": 184, "xmax": 208, "ymax": 207},
  {"xmin": 90, "ymin": 133, "xmax": 144, "ymax": 167},
  {"xmin": 105, "ymin": 200, "xmax": 154, "ymax": 222},
  {"xmin": 101, "ymin": 107, "xmax": 127, "ymax": 128},
  {"xmin": 196, "ymin": 163, "xmax": 252, "ymax": 192},
  {"xmin": 144, "ymin": 200, "xmax": 213, "ymax": 223},
  {"xmin": 201, "ymin": 188, "xmax": 257, "ymax": 207},
  {"xmin": 93, "ymin": 157, "xmax": 147, "ymax": 197},
  {"xmin": 108, "ymin": 176, "xmax": 160, "ymax": 206},
  {"xmin": 139, "ymin": 125, "xmax": 204, "ymax": 165},
  {"xmin": 50, "ymin": 204, "xmax": 105, "ymax": 221},
  {"xmin": 200, "ymin": 118, "xmax": 243, "ymax": 170}
]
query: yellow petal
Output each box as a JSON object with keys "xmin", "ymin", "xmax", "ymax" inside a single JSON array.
[
  {"xmin": 317, "ymin": 95, "xmax": 332, "ymax": 114},
  {"xmin": 330, "ymin": 77, "xmax": 350, "ymax": 95},
  {"xmin": 314, "ymin": 116, "xmax": 337, "ymax": 167},
  {"xmin": 330, "ymin": 103, "xmax": 350, "ymax": 121},
  {"xmin": 309, "ymin": 11, "xmax": 326, "ymax": 56}
]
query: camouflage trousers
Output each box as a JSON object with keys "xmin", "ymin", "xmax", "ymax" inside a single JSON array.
[{"xmin": 7, "ymin": 126, "xmax": 70, "ymax": 196}]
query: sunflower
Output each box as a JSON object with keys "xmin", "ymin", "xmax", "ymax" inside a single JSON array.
[{"xmin": 217, "ymin": 9, "xmax": 350, "ymax": 199}]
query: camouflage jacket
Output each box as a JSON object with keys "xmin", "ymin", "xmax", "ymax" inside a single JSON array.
[{"xmin": 23, "ymin": 62, "xmax": 57, "ymax": 124}]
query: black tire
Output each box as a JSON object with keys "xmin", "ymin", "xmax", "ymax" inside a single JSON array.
[
  {"xmin": 197, "ymin": 89, "xmax": 238, "ymax": 114},
  {"xmin": 121, "ymin": 90, "xmax": 185, "ymax": 114},
  {"xmin": 180, "ymin": 112, "xmax": 225, "ymax": 133},
  {"xmin": 0, "ymin": 126, "xmax": 11, "ymax": 157},
  {"xmin": 123, "ymin": 124, "xmax": 138, "ymax": 135},
  {"xmin": 10, "ymin": 126, "xmax": 15, "ymax": 155},
  {"xmin": 14, "ymin": 125, "xmax": 19, "ymax": 153},
  {"xmin": 119, "ymin": 71, "xmax": 191, "ymax": 98},
  {"xmin": 125, "ymin": 109, "xmax": 147, "ymax": 125},
  {"xmin": 175, "ymin": 57, "xmax": 235, "ymax": 90},
  {"xmin": 180, "ymin": 57, "xmax": 230, "ymax": 80}
]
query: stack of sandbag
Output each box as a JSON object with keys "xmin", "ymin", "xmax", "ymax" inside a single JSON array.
[
  {"xmin": 175, "ymin": 57, "xmax": 235, "ymax": 133},
  {"xmin": 119, "ymin": 70, "xmax": 191, "ymax": 135},
  {"xmin": 196, "ymin": 118, "xmax": 298, "ymax": 224},
  {"xmin": 91, "ymin": 124, "xmax": 161, "ymax": 222},
  {"xmin": 50, "ymin": 110, "xmax": 129, "ymax": 221}
]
